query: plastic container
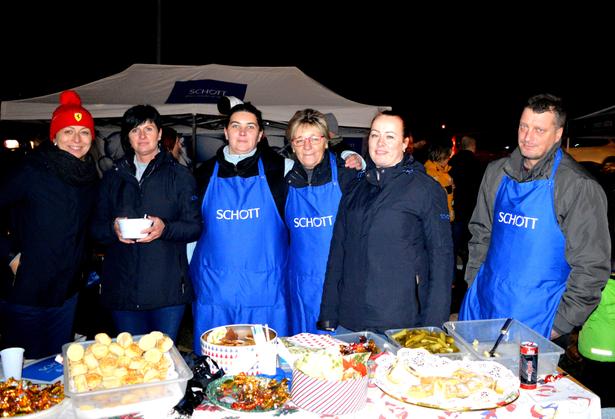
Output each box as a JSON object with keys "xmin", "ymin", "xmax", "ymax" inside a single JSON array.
[
  {"xmin": 335, "ymin": 331, "xmax": 398, "ymax": 355},
  {"xmin": 443, "ymin": 318, "xmax": 565, "ymax": 377},
  {"xmin": 62, "ymin": 339, "xmax": 192, "ymax": 419},
  {"xmin": 384, "ymin": 326, "xmax": 471, "ymax": 360}
]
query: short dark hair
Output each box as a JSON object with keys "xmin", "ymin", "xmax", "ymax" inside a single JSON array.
[
  {"xmin": 121, "ymin": 105, "xmax": 162, "ymax": 152},
  {"xmin": 226, "ymin": 102, "xmax": 263, "ymax": 130},
  {"xmin": 527, "ymin": 94, "xmax": 566, "ymax": 129}
]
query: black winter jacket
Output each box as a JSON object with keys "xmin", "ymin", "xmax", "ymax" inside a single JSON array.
[
  {"xmin": 319, "ymin": 154, "xmax": 454, "ymax": 333},
  {"xmin": 91, "ymin": 150, "xmax": 202, "ymax": 310},
  {"xmin": 0, "ymin": 142, "xmax": 98, "ymax": 306}
]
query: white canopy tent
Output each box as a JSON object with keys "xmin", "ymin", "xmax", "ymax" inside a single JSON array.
[
  {"xmin": 1, "ymin": 63, "xmax": 387, "ymax": 128},
  {"xmin": 1, "ymin": 64, "xmax": 388, "ymax": 166}
]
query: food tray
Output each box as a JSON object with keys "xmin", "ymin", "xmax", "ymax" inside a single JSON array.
[
  {"xmin": 443, "ymin": 318, "xmax": 565, "ymax": 377},
  {"xmin": 384, "ymin": 326, "xmax": 470, "ymax": 360},
  {"xmin": 62, "ymin": 338, "xmax": 191, "ymax": 419},
  {"xmin": 335, "ymin": 331, "xmax": 398, "ymax": 355}
]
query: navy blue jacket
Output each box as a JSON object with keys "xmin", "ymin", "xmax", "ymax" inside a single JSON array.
[
  {"xmin": 91, "ymin": 150, "xmax": 202, "ymax": 310},
  {"xmin": 319, "ymin": 154, "xmax": 454, "ymax": 333}
]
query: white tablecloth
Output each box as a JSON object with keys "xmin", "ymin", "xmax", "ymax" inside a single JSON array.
[{"xmin": 52, "ymin": 370, "xmax": 600, "ymax": 419}]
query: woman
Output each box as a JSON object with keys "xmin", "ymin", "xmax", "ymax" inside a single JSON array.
[
  {"xmin": 284, "ymin": 109, "xmax": 359, "ymax": 335},
  {"xmin": 91, "ymin": 105, "xmax": 201, "ymax": 340},
  {"xmin": 318, "ymin": 111, "xmax": 454, "ymax": 334},
  {"xmin": 424, "ymin": 143, "xmax": 454, "ymax": 221},
  {"xmin": 190, "ymin": 102, "xmax": 289, "ymax": 352},
  {"xmin": 0, "ymin": 90, "xmax": 98, "ymax": 358}
]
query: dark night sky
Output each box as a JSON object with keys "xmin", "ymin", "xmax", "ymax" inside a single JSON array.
[{"xmin": 2, "ymin": 3, "xmax": 613, "ymax": 149}]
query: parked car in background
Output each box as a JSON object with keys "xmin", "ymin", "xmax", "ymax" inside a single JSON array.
[{"xmin": 565, "ymin": 137, "xmax": 615, "ymax": 165}]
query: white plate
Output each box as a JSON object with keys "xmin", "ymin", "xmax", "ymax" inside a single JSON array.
[{"xmin": 374, "ymin": 349, "xmax": 520, "ymax": 411}]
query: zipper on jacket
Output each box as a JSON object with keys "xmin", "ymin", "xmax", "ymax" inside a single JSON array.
[{"xmin": 98, "ymin": 283, "xmax": 102, "ymax": 295}]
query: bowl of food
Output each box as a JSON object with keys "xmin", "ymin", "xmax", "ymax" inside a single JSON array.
[
  {"xmin": 200, "ymin": 324, "xmax": 278, "ymax": 376},
  {"xmin": 117, "ymin": 218, "xmax": 153, "ymax": 239}
]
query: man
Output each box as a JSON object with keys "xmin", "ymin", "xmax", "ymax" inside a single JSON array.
[
  {"xmin": 460, "ymin": 94, "xmax": 610, "ymax": 341},
  {"xmin": 449, "ymin": 136, "xmax": 483, "ymax": 265}
]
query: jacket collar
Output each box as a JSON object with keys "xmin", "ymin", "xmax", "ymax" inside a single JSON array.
[
  {"xmin": 505, "ymin": 142, "xmax": 561, "ymax": 182},
  {"xmin": 365, "ymin": 153, "xmax": 420, "ymax": 186},
  {"xmin": 288, "ymin": 150, "xmax": 332, "ymax": 186}
]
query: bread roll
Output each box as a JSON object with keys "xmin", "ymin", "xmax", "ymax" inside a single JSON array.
[
  {"xmin": 149, "ymin": 331, "xmax": 164, "ymax": 341},
  {"xmin": 116, "ymin": 332, "xmax": 133, "ymax": 348},
  {"xmin": 83, "ymin": 353, "xmax": 99, "ymax": 370},
  {"xmin": 67, "ymin": 343, "xmax": 85, "ymax": 362},
  {"xmin": 143, "ymin": 348, "xmax": 162, "ymax": 364},
  {"xmin": 156, "ymin": 336, "xmax": 174, "ymax": 353},
  {"xmin": 102, "ymin": 375, "xmax": 121, "ymax": 389},
  {"xmin": 95, "ymin": 332, "xmax": 112, "ymax": 346},
  {"xmin": 90, "ymin": 342, "xmax": 109, "ymax": 359},
  {"xmin": 85, "ymin": 372, "xmax": 102, "ymax": 390},
  {"xmin": 70, "ymin": 362, "xmax": 88, "ymax": 376},
  {"xmin": 125, "ymin": 343, "xmax": 144, "ymax": 358},
  {"xmin": 108, "ymin": 342, "xmax": 124, "ymax": 357},
  {"xmin": 138, "ymin": 334, "xmax": 156, "ymax": 351},
  {"xmin": 74, "ymin": 373, "xmax": 88, "ymax": 392}
]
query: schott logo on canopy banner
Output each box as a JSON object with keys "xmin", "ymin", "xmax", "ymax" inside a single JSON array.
[
  {"xmin": 166, "ymin": 80, "xmax": 247, "ymax": 104},
  {"xmin": 497, "ymin": 212, "xmax": 538, "ymax": 229}
]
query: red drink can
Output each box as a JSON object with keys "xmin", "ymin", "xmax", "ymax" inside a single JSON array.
[{"xmin": 519, "ymin": 341, "xmax": 538, "ymax": 389}]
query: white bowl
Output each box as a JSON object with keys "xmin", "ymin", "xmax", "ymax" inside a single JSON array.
[{"xmin": 117, "ymin": 218, "xmax": 153, "ymax": 239}]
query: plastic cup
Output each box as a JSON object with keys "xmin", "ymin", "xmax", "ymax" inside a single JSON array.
[
  {"xmin": 258, "ymin": 342, "xmax": 277, "ymax": 375},
  {"xmin": 1, "ymin": 347, "xmax": 25, "ymax": 380}
]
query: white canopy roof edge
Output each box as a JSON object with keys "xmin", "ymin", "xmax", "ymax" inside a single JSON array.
[{"xmin": 1, "ymin": 64, "xmax": 389, "ymax": 128}]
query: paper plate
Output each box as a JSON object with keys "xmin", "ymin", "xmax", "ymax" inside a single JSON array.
[
  {"xmin": 206, "ymin": 375, "xmax": 289, "ymax": 413},
  {"xmin": 374, "ymin": 349, "xmax": 520, "ymax": 412}
]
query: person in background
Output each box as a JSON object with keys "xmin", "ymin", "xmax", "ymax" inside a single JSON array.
[
  {"xmin": 0, "ymin": 90, "xmax": 98, "ymax": 358},
  {"xmin": 190, "ymin": 102, "xmax": 290, "ymax": 352},
  {"xmin": 448, "ymin": 135, "xmax": 482, "ymax": 272},
  {"xmin": 161, "ymin": 126, "xmax": 191, "ymax": 167},
  {"xmin": 318, "ymin": 110, "xmax": 454, "ymax": 334},
  {"xmin": 91, "ymin": 105, "xmax": 201, "ymax": 341},
  {"xmin": 424, "ymin": 143, "xmax": 454, "ymax": 221},
  {"xmin": 161, "ymin": 126, "xmax": 182, "ymax": 162},
  {"xmin": 460, "ymin": 94, "xmax": 610, "ymax": 342},
  {"xmin": 284, "ymin": 109, "xmax": 361, "ymax": 335}
]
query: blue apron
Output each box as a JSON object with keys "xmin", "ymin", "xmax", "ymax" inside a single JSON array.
[
  {"xmin": 190, "ymin": 159, "xmax": 289, "ymax": 353},
  {"xmin": 460, "ymin": 149, "xmax": 570, "ymax": 337},
  {"xmin": 285, "ymin": 153, "xmax": 342, "ymax": 335}
]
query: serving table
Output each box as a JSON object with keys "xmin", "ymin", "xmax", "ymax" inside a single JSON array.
[{"xmin": 50, "ymin": 354, "xmax": 600, "ymax": 419}]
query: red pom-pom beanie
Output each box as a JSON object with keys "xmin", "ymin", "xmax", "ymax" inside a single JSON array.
[{"xmin": 49, "ymin": 90, "xmax": 95, "ymax": 141}]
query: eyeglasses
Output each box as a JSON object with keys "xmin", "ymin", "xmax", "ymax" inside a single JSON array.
[{"xmin": 291, "ymin": 135, "xmax": 325, "ymax": 147}]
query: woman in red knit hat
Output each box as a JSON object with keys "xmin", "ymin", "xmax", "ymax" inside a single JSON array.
[{"xmin": 0, "ymin": 90, "xmax": 99, "ymax": 359}]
